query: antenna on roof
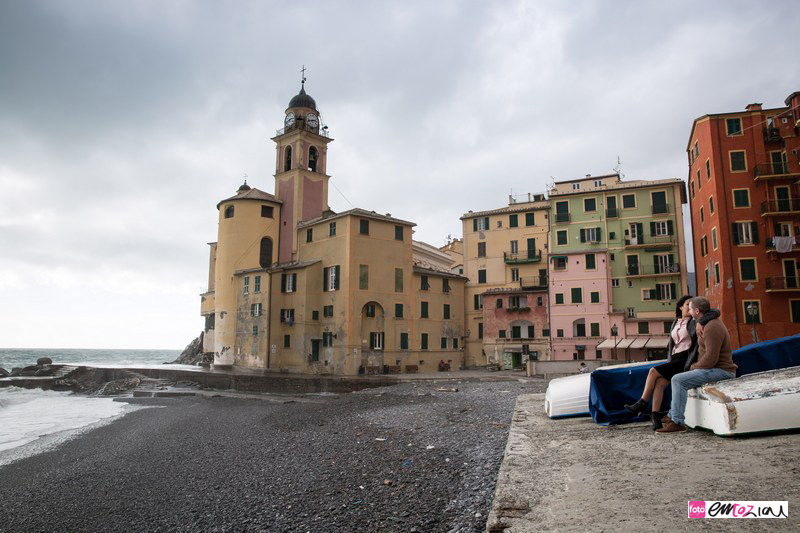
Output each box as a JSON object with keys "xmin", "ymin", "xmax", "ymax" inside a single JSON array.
[{"xmin": 613, "ymin": 156, "xmax": 624, "ymax": 179}]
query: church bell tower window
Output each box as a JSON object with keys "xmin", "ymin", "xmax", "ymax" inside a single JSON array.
[
  {"xmin": 284, "ymin": 146, "xmax": 292, "ymax": 171},
  {"xmin": 308, "ymin": 146, "xmax": 318, "ymax": 172}
]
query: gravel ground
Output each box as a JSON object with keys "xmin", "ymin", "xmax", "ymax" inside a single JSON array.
[{"xmin": 0, "ymin": 378, "xmax": 546, "ymax": 532}]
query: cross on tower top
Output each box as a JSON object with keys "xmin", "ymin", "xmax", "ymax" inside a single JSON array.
[{"xmin": 301, "ymin": 65, "xmax": 307, "ymax": 87}]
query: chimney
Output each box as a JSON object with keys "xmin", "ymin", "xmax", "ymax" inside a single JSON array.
[{"xmin": 745, "ymin": 102, "xmax": 763, "ymax": 112}]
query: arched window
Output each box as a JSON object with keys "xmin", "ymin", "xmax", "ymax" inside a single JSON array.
[
  {"xmin": 308, "ymin": 146, "xmax": 318, "ymax": 172},
  {"xmin": 259, "ymin": 237, "xmax": 273, "ymax": 268},
  {"xmin": 284, "ymin": 146, "xmax": 292, "ymax": 171},
  {"xmin": 572, "ymin": 318, "xmax": 586, "ymax": 338},
  {"xmin": 224, "ymin": 205, "xmax": 234, "ymax": 218}
]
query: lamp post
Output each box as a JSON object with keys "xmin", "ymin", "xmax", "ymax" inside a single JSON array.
[
  {"xmin": 747, "ymin": 303, "xmax": 759, "ymax": 343},
  {"xmin": 611, "ymin": 324, "xmax": 618, "ymax": 361}
]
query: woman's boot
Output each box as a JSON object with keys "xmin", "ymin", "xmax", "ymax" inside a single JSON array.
[
  {"xmin": 623, "ymin": 398, "xmax": 649, "ymax": 415},
  {"xmin": 651, "ymin": 411, "xmax": 666, "ymax": 431}
]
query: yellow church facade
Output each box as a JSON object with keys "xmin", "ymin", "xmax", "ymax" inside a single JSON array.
[{"xmin": 200, "ymin": 83, "xmax": 466, "ymax": 375}]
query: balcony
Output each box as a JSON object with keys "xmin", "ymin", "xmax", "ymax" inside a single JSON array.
[
  {"xmin": 554, "ymin": 212, "xmax": 570, "ymax": 223},
  {"xmin": 754, "ymin": 163, "xmax": 800, "ymax": 181},
  {"xmin": 275, "ymin": 123, "xmax": 331, "ymax": 138},
  {"xmin": 606, "ymin": 207, "xmax": 619, "ymax": 218},
  {"xmin": 766, "ymin": 237, "xmax": 800, "ymax": 253},
  {"xmin": 520, "ymin": 276, "xmax": 548, "ymax": 290},
  {"xmin": 761, "ymin": 198, "xmax": 800, "ymax": 217},
  {"xmin": 763, "ymin": 127, "xmax": 782, "ymax": 142},
  {"xmin": 625, "ymin": 263, "xmax": 681, "ymax": 277},
  {"xmin": 624, "ymin": 235, "xmax": 675, "ymax": 250},
  {"xmin": 766, "ymin": 277, "xmax": 800, "ymax": 291},
  {"xmin": 651, "ymin": 204, "xmax": 669, "ymax": 215},
  {"xmin": 504, "ymin": 249, "xmax": 542, "ymax": 264}
]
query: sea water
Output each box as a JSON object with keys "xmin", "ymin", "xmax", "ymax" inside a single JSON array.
[{"xmin": 0, "ymin": 348, "xmax": 180, "ymax": 370}]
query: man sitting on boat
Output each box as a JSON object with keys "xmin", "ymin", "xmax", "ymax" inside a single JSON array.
[{"xmin": 657, "ymin": 297, "xmax": 738, "ymax": 434}]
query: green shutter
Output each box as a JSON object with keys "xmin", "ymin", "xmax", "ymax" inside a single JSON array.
[
  {"xmin": 334, "ymin": 266, "xmax": 340, "ymax": 290},
  {"xmin": 751, "ymin": 222, "xmax": 759, "ymax": 244},
  {"xmin": 473, "ymin": 219, "xmax": 478, "ymax": 231},
  {"xmin": 650, "ymin": 222, "xmax": 656, "ymax": 236},
  {"xmin": 670, "ymin": 283, "xmax": 677, "ymax": 299},
  {"xmin": 667, "ymin": 220, "xmax": 674, "ymax": 235},
  {"xmin": 732, "ymin": 223, "xmax": 739, "ymax": 245},
  {"xmin": 281, "ymin": 273, "xmax": 287, "ymax": 292},
  {"xmin": 323, "ymin": 269, "xmax": 328, "ymax": 291},
  {"xmin": 580, "ymin": 228, "xmax": 586, "ymax": 243}
]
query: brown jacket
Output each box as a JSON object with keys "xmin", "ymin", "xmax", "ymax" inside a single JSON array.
[{"xmin": 691, "ymin": 318, "xmax": 737, "ymax": 374}]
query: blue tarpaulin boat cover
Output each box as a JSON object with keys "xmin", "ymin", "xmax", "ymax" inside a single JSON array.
[{"xmin": 588, "ymin": 334, "xmax": 800, "ymax": 425}]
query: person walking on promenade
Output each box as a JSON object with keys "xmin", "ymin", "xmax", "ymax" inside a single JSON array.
[
  {"xmin": 657, "ymin": 296, "xmax": 737, "ymax": 434},
  {"xmin": 623, "ymin": 295, "xmax": 697, "ymax": 430}
]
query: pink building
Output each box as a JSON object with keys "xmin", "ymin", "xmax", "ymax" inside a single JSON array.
[
  {"xmin": 549, "ymin": 251, "xmax": 615, "ymax": 361},
  {"xmin": 481, "ymin": 287, "xmax": 549, "ymax": 368}
]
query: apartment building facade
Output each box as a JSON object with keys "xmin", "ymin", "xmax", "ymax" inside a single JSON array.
[
  {"xmin": 687, "ymin": 92, "xmax": 800, "ymax": 348},
  {"xmin": 548, "ymin": 174, "xmax": 688, "ymax": 361}
]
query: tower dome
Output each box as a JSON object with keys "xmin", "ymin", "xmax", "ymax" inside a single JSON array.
[
  {"xmin": 237, "ymin": 180, "xmax": 251, "ymax": 193},
  {"xmin": 288, "ymin": 84, "xmax": 317, "ymax": 111}
]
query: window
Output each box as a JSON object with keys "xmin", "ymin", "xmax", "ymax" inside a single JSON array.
[
  {"xmin": 556, "ymin": 230, "xmax": 568, "ymax": 245},
  {"xmin": 697, "ymin": 169, "xmax": 702, "ymax": 190},
  {"xmin": 421, "ymin": 275, "xmax": 430, "ymax": 290},
  {"xmin": 739, "ymin": 258, "xmax": 757, "ymax": 281},
  {"xmin": 395, "ymin": 268, "xmax": 403, "ymax": 292},
  {"xmin": 571, "ymin": 287, "xmax": 582, "ymax": 303},
  {"xmin": 733, "ymin": 189, "xmax": 750, "ymax": 208},
  {"xmin": 477, "ymin": 242, "xmax": 486, "ymax": 257},
  {"xmin": 700, "ymin": 236, "xmax": 708, "ymax": 257},
  {"xmin": 308, "ymin": 146, "xmax": 318, "ymax": 172},
  {"xmin": 712, "ymin": 227, "xmax": 718, "ymax": 250},
  {"xmin": 453, "ymin": 338, "xmax": 459, "ymax": 349},
  {"xmin": 478, "ymin": 323, "xmax": 483, "ymax": 339},
  {"xmin": 612, "ymin": 279, "xmax": 620, "ymax": 288},
  {"xmin": 324, "ymin": 266, "xmax": 340, "ymax": 291},
  {"xmin": 444, "ymin": 304, "xmax": 450, "ymax": 319},
  {"xmin": 527, "ymin": 325, "xmax": 534, "ymax": 338},
  {"xmin": 585, "ymin": 254, "xmax": 596, "ymax": 270},
  {"xmin": 421, "ymin": 333, "xmax": 428, "ymax": 350},
  {"xmin": 663, "ymin": 321, "xmax": 672, "ymax": 334},
  {"xmin": 510, "ymin": 295, "xmax": 526, "ymax": 308},
  {"xmin": 253, "ymin": 325, "xmax": 258, "ymax": 336},
  {"xmin": 280, "ymin": 308, "xmax": 295, "ymax": 322},
  {"xmin": 733, "ymin": 222, "xmax": 757, "ymax": 245},
  {"xmin": 525, "ymin": 212, "xmax": 534, "ymax": 226},
  {"xmin": 281, "ymin": 272, "xmax": 296, "ymax": 294},
  {"xmin": 743, "ymin": 301, "xmax": 761, "ymax": 324},
  {"xmin": 542, "ymin": 328, "xmax": 550, "ymax": 337},
  {"xmin": 730, "ymin": 151, "xmax": 746, "ymax": 171},
  {"xmin": 323, "ymin": 305, "xmax": 333, "ymax": 317},
  {"xmin": 537, "ymin": 296, "xmax": 543, "ymax": 306},
  {"xmin": 555, "ymin": 293, "xmax": 564, "ymax": 305},
  {"xmin": 553, "ymin": 257, "xmax": 567, "ymax": 270},
  {"xmin": 251, "ymin": 303, "xmax": 262, "ymax": 317},
  {"xmin": 791, "ymin": 301, "xmax": 800, "ymax": 323},
  {"xmin": 581, "ymin": 227, "xmax": 600, "ymax": 242},
  {"xmin": 284, "ymin": 334, "xmax": 290, "ymax": 348},
  {"xmin": 709, "ymin": 196, "xmax": 715, "ymax": 215},
  {"xmin": 369, "ymin": 332, "xmax": 384, "ymax": 350},
  {"xmin": 400, "ymin": 332, "xmax": 409, "ymax": 350},
  {"xmin": 243, "ymin": 276, "xmax": 250, "ymax": 294},
  {"xmin": 306, "ymin": 228, "xmax": 313, "ymax": 243},
  {"xmin": 474, "ymin": 217, "xmax": 490, "ymax": 231},
  {"xmin": 261, "ymin": 205, "xmax": 274, "ymax": 218},
  {"xmin": 443, "ymin": 279, "xmax": 450, "ymax": 293},
  {"xmin": 584, "ymin": 197, "xmax": 597, "ymax": 212},
  {"xmin": 643, "ymin": 288, "xmax": 654, "ymax": 301},
  {"xmin": 700, "ymin": 206, "xmax": 705, "ymax": 224},
  {"xmin": 329, "ymin": 222, "xmax": 336, "ymax": 236},
  {"xmin": 572, "ymin": 183, "xmax": 581, "ymax": 190},
  {"xmin": 360, "ymin": 219, "xmax": 369, "ymax": 235},
  {"xmin": 478, "ymin": 270, "xmax": 486, "ymax": 284},
  {"xmin": 510, "ymin": 240, "xmax": 518, "ymax": 254},
  {"xmin": 622, "ymin": 194, "xmax": 636, "ymax": 209},
  {"xmin": 498, "ymin": 330, "xmax": 506, "ymax": 338},
  {"xmin": 706, "ymin": 160, "xmax": 712, "ymax": 180},
  {"xmin": 359, "ymin": 264, "xmax": 368, "ymax": 290},
  {"xmin": 652, "ymin": 221, "xmax": 669, "ymax": 237},
  {"xmin": 714, "ymin": 262, "xmax": 721, "ymax": 285},
  {"xmin": 726, "ymin": 117, "xmax": 742, "ymax": 136},
  {"xmin": 511, "ymin": 268, "xmax": 519, "ymax": 282},
  {"xmin": 590, "ymin": 291, "xmax": 600, "ymax": 303},
  {"xmin": 511, "ymin": 326, "xmax": 521, "ymax": 339},
  {"xmin": 312, "ymin": 310, "xmax": 319, "ymax": 320},
  {"xmin": 705, "ymin": 268, "xmax": 710, "ymax": 289},
  {"xmin": 254, "ymin": 275, "xmax": 261, "ymax": 293},
  {"xmin": 693, "ymin": 141, "xmax": 699, "ymax": 160},
  {"xmin": 224, "ymin": 205, "xmax": 234, "ymax": 218},
  {"xmin": 509, "ymin": 214, "xmax": 518, "ymax": 227},
  {"xmin": 395, "ymin": 303, "xmax": 403, "ymax": 318},
  {"xmin": 690, "ymin": 180, "xmax": 695, "ymax": 198},
  {"xmin": 594, "ymin": 179, "xmax": 603, "ymax": 187},
  {"xmin": 395, "ymin": 225, "xmax": 404, "ymax": 240},
  {"xmin": 656, "ymin": 283, "xmax": 676, "ymax": 300},
  {"xmin": 638, "ymin": 322, "xmax": 650, "ymax": 334},
  {"xmin": 323, "ymin": 332, "xmax": 334, "ymax": 347},
  {"xmin": 590, "ymin": 323, "xmax": 600, "ymax": 337},
  {"xmin": 474, "ymin": 294, "xmax": 482, "ymax": 310},
  {"xmin": 364, "ymin": 304, "xmax": 375, "ymax": 318},
  {"xmin": 421, "ymin": 301, "xmax": 429, "ymax": 318}
]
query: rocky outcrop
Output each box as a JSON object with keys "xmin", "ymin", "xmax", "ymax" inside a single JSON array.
[
  {"xmin": 11, "ymin": 363, "xmax": 54, "ymax": 377},
  {"xmin": 172, "ymin": 332, "xmax": 204, "ymax": 365}
]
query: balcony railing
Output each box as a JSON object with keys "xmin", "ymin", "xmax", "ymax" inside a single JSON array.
[
  {"xmin": 765, "ymin": 237, "xmax": 800, "ymax": 251},
  {"xmin": 554, "ymin": 212, "xmax": 570, "ymax": 223},
  {"xmin": 520, "ymin": 276, "xmax": 548, "ymax": 289},
  {"xmin": 606, "ymin": 207, "xmax": 619, "ymax": 218},
  {"xmin": 763, "ymin": 127, "xmax": 782, "ymax": 142},
  {"xmin": 625, "ymin": 263, "xmax": 681, "ymax": 276},
  {"xmin": 275, "ymin": 123, "xmax": 331, "ymax": 138},
  {"xmin": 765, "ymin": 277, "xmax": 800, "ymax": 291},
  {"xmin": 761, "ymin": 198, "xmax": 800, "ymax": 215},
  {"xmin": 651, "ymin": 204, "xmax": 669, "ymax": 214},
  {"xmin": 754, "ymin": 163, "xmax": 800, "ymax": 181},
  {"xmin": 504, "ymin": 249, "xmax": 542, "ymax": 264},
  {"xmin": 624, "ymin": 235, "xmax": 674, "ymax": 249}
]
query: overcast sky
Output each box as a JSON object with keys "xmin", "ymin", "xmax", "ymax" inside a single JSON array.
[{"xmin": 1, "ymin": 0, "xmax": 798, "ymax": 349}]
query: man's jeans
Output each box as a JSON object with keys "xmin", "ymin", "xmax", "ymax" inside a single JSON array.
[{"xmin": 668, "ymin": 368, "xmax": 736, "ymax": 425}]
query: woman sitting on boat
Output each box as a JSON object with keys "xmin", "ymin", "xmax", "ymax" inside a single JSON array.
[{"xmin": 623, "ymin": 295, "xmax": 698, "ymax": 430}]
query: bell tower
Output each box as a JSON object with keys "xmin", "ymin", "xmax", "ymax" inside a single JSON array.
[{"xmin": 272, "ymin": 78, "xmax": 333, "ymax": 263}]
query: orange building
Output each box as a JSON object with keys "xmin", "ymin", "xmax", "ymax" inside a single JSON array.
[{"xmin": 687, "ymin": 91, "xmax": 800, "ymax": 348}]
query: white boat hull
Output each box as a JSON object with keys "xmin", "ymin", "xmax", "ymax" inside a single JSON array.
[
  {"xmin": 545, "ymin": 373, "xmax": 592, "ymax": 418},
  {"xmin": 685, "ymin": 366, "xmax": 800, "ymax": 436}
]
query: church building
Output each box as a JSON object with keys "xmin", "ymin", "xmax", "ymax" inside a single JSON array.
[{"xmin": 200, "ymin": 82, "xmax": 466, "ymax": 375}]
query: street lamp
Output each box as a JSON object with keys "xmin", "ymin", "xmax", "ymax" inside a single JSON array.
[
  {"xmin": 747, "ymin": 303, "xmax": 759, "ymax": 343},
  {"xmin": 611, "ymin": 324, "xmax": 619, "ymax": 361}
]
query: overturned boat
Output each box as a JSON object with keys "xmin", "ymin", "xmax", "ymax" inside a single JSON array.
[{"xmin": 544, "ymin": 372, "xmax": 592, "ymax": 418}]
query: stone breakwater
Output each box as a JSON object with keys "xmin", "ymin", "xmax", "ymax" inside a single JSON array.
[{"xmin": 0, "ymin": 379, "xmax": 547, "ymax": 532}]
